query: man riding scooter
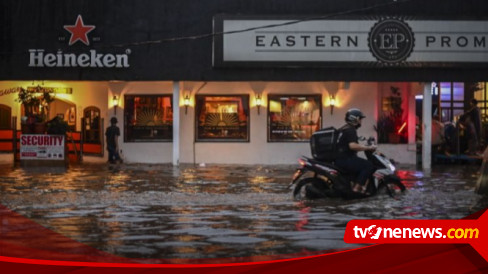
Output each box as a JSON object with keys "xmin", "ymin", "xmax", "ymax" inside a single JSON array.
[{"xmin": 335, "ymin": 108, "xmax": 377, "ymax": 194}]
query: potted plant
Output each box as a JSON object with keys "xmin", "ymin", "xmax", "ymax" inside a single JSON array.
[
  {"xmin": 46, "ymin": 116, "xmax": 69, "ymax": 135},
  {"xmin": 17, "ymin": 86, "xmax": 55, "ymax": 134}
]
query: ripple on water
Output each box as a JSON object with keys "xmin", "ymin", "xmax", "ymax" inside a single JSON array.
[{"xmin": 0, "ymin": 163, "xmax": 486, "ymax": 259}]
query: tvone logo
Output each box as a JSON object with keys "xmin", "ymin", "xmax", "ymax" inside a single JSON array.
[
  {"xmin": 366, "ymin": 225, "xmax": 382, "ymax": 239},
  {"xmin": 368, "ymin": 19, "xmax": 415, "ymax": 64}
]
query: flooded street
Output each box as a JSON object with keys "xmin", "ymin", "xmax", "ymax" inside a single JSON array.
[{"xmin": 0, "ymin": 162, "xmax": 487, "ymax": 260}]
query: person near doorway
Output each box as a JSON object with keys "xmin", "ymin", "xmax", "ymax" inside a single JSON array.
[
  {"xmin": 467, "ymin": 98, "xmax": 482, "ymax": 148},
  {"xmin": 431, "ymin": 115, "xmax": 445, "ymax": 155},
  {"xmin": 459, "ymin": 114, "xmax": 478, "ymax": 155},
  {"xmin": 105, "ymin": 117, "xmax": 123, "ymax": 164}
]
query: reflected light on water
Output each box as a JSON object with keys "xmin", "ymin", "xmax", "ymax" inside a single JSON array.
[{"xmin": 0, "ymin": 163, "xmax": 486, "ymax": 259}]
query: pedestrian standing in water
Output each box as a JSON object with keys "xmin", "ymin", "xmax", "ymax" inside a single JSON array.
[
  {"xmin": 467, "ymin": 98, "xmax": 482, "ymax": 149},
  {"xmin": 105, "ymin": 117, "xmax": 123, "ymax": 164}
]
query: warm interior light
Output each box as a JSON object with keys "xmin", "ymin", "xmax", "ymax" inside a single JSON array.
[
  {"xmin": 113, "ymin": 95, "xmax": 119, "ymax": 115},
  {"xmin": 184, "ymin": 95, "xmax": 190, "ymax": 106},
  {"xmin": 329, "ymin": 95, "xmax": 336, "ymax": 115},
  {"xmin": 330, "ymin": 97, "xmax": 336, "ymax": 106},
  {"xmin": 256, "ymin": 94, "xmax": 262, "ymax": 115},
  {"xmin": 184, "ymin": 95, "xmax": 190, "ymax": 114},
  {"xmin": 397, "ymin": 121, "xmax": 407, "ymax": 134}
]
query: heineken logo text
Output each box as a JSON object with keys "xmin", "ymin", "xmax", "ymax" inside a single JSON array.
[{"xmin": 28, "ymin": 49, "xmax": 130, "ymax": 68}]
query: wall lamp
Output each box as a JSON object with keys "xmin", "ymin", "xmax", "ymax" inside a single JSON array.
[
  {"xmin": 184, "ymin": 94, "xmax": 190, "ymax": 115},
  {"xmin": 255, "ymin": 94, "xmax": 262, "ymax": 115},
  {"xmin": 113, "ymin": 95, "xmax": 119, "ymax": 115},
  {"xmin": 329, "ymin": 95, "xmax": 336, "ymax": 115}
]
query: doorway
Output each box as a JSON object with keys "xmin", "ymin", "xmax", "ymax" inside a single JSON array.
[{"xmin": 82, "ymin": 106, "xmax": 103, "ymax": 156}]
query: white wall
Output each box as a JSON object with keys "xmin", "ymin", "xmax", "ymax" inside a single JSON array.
[
  {"xmin": 178, "ymin": 81, "xmax": 381, "ymax": 165},
  {"xmin": 109, "ymin": 81, "xmax": 174, "ymax": 164},
  {"xmin": 1, "ymin": 80, "xmax": 418, "ymax": 165}
]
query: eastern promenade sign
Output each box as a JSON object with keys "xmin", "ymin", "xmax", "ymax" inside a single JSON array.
[{"xmin": 213, "ymin": 16, "xmax": 488, "ymax": 67}]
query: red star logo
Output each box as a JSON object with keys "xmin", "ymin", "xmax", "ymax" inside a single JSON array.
[{"xmin": 64, "ymin": 15, "xmax": 95, "ymax": 46}]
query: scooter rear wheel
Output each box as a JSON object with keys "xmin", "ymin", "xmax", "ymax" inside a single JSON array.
[{"xmin": 293, "ymin": 177, "xmax": 329, "ymax": 200}]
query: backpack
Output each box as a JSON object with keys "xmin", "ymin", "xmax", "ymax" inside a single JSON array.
[{"xmin": 310, "ymin": 126, "xmax": 344, "ymax": 162}]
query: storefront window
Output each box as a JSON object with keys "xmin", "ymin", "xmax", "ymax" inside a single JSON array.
[
  {"xmin": 267, "ymin": 95, "xmax": 321, "ymax": 142},
  {"xmin": 124, "ymin": 95, "xmax": 173, "ymax": 142},
  {"xmin": 439, "ymin": 82, "xmax": 465, "ymax": 123},
  {"xmin": 195, "ymin": 95, "xmax": 249, "ymax": 142}
]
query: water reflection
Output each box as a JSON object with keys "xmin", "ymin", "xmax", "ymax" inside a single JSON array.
[{"xmin": 0, "ymin": 162, "xmax": 486, "ymax": 259}]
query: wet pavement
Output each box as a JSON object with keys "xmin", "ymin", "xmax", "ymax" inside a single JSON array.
[{"xmin": 0, "ymin": 162, "xmax": 487, "ymax": 260}]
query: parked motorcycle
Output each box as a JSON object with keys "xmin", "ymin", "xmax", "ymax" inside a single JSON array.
[{"xmin": 289, "ymin": 137, "xmax": 406, "ymax": 200}]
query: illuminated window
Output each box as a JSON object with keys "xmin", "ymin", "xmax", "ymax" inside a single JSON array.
[
  {"xmin": 439, "ymin": 82, "xmax": 465, "ymax": 123},
  {"xmin": 124, "ymin": 95, "xmax": 173, "ymax": 142},
  {"xmin": 195, "ymin": 95, "xmax": 249, "ymax": 142},
  {"xmin": 267, "ymin": 95, "xmax": 322, "ymax": 142}
]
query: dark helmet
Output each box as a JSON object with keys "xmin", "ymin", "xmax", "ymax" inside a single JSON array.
[
  {"xmin": 345, "ymin": 108, "xmax": 366, "ymax": 126},
  {"xmin": 110, "ymin": 117, "xmax": 118, "ymax": 124}
]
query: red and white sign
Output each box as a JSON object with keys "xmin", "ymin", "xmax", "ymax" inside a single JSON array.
[
  {"xmin": 63, "ymin": 15, "xmax": 96, "ymax": 46},
  {"xmin": 344, "ymin": 211, "xmax": 488, "ymax": 261},
  {"xmin": 20, "ymin": 135, "xmax": 65, "ymax": 160},
  {"xmin": 28, "ymin": 14, "xmax": 131, "ymax": 68}
]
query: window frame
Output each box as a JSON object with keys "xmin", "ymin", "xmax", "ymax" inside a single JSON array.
[
  {"xmin": 267, "ymin": 94, "xmax": 322, "ymax": 143},
  {"xmin": 123, "ymin": 94, "xmax": 173, "ymax": 143},
  {"xmin": 194, "ymin": 94, "xmax": 250, "ymax": 142}
]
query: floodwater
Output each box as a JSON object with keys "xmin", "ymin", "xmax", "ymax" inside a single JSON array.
[{"xmin": 0, "ymin": 162, "xmax": 487, "ymax": 260}]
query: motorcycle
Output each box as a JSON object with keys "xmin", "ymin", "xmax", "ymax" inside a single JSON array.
[{"xmin": 289, "ymin": 137, "xmax": 406, "ymax": 200}]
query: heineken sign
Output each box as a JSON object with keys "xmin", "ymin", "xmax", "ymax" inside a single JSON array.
[
  {"xmin": 213, "ymin": 16, "xmax": 488, "ymax": 67},
  {"xmin": 28, "ymin": 15, "xmax": 130, "ymax": 68}
]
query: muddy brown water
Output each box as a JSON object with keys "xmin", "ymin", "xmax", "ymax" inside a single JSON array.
[{"xmin": 0, "ymin": 163, "xmax": 486, "ymax": 259}]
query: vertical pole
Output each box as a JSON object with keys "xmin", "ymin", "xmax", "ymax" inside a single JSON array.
[
  {"xmin": 422, "ymin": 83, "xmax": 432, "ymax": 171},
  {"xmin": 80, "ymin": 118, "xmax": 84, "ymax": 162},
  {"xmin": 12, "ymin": 116, "xmax": 17, "ymax": 163},
  {"xmin": 172, "ymin": 82, "xmax": 180, "ymax": 166},
  {"xmin": 101, "ymin": 118, "xmax": 105, "ymax": 157}
]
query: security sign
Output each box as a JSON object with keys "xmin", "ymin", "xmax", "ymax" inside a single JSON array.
[{"xmin": 20, "ymin": 135, "xmax": 65, "ymax": 160}]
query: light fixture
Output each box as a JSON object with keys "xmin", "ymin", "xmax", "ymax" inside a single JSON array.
[
  {"xmin": 184, "ymin": 94, "xmax": 190, "ymax": 115},
  {"xmin": 329, "ymin": 95, "xmax": 336, "ymax": 115},
  {"xmin": 113, "ymin": 95, "xmax": 119, "ymax": 115},
  {"xmin": 256, "ymin": 94, "xmax": 262, "ymax": 115}
]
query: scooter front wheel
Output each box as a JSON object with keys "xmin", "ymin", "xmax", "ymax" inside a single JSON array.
[
  {"xmin": 293, "ymin": 177, "xmax": 329, "ymax": 200},
  {"xmin": 378, "ymin": 177, "xmax": 406, "ymax": 198}
]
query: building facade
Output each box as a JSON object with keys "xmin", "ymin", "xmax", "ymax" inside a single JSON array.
[{"xmin": 1, "ymin": 0, "xmax": 488, "ymax": 166}]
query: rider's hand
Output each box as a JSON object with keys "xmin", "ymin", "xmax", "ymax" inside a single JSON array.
[{"xmin": 367, "ymin": 145, "xmax": 377, "ymax": 151}]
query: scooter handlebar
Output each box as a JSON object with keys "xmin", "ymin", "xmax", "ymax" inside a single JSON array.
[{"xmin": 367, "ymin": 137, "xmax": 376, "ymax": 146}]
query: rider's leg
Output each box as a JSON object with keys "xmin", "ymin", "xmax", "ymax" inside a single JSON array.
[
  {"xmin": 336, "ymin": 156, "xmax": 374, "ymax": 193},
  {"xmin": 355, "ymin": 158, "xmax": 375, "ymax": 192}
]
